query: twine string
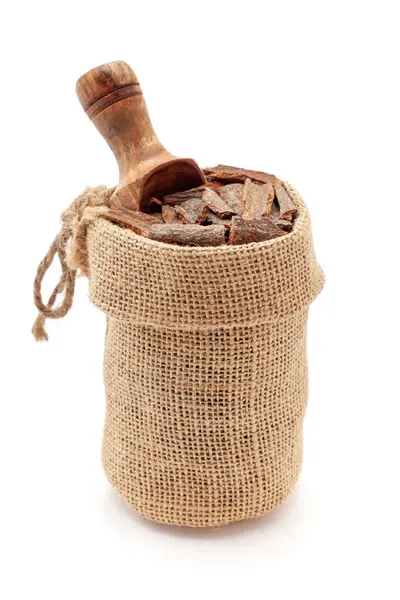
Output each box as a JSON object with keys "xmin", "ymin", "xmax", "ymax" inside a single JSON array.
[{"xmin": 32, "ymin": 186, "xmax": 113, "ymax": 341}]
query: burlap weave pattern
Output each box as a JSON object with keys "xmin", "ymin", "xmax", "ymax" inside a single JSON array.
[{"xmin": 87, "ymin": 185, "xmax": 324, "ymax": 527}]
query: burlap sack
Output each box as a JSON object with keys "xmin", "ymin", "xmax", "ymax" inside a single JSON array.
[
  {"xmin": 82, "ymin": 183, "xmax": 324, "ymax": 528},
  {"xmin": 32, "ymin": 181, "xmax": 323, "ymax": 527}
]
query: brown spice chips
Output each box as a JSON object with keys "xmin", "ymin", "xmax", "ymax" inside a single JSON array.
[{"xmin": 102, "ymin": 165, "xmax": 298, "ymax": 246}]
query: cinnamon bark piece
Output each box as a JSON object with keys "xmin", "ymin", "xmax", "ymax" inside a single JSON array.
[
  {"xmin": 205, "ymin": 180, "xmax": 224, "ymax": 191},
  {"xmin": 163, "ymin": 186, "xmax": 206, "ymax": 205},
  {"xmin": 269, "ymin": 201, "xmax": 293, "ymax": 231},
  {"xmin": 175, "ymin": 197, "xmax": 208, "ymax": 224},
  {"xmin": 148, "ymin": 224, "xmax": 226, "ymax": 246},
  {"xmin": 202, "ymin": 187, "xmax": 236, "ymax": 217},
  {"xmin": 275, "ymin": 219, "xmax": 293, "ymax": 232},
  {"xmin": 102, "ymin": 207, "xmax": 163, "ymax": 236},
  {"xmin": 204, "ymin": 164, "xmax": 282, "ymax": 186},
  {"xmin": 162, "ymin": 204, "xmax": 181, "ymax": 224},
  {"xmin": 270, "ymin": 198, "xmax": 293, "ymax": 221},
  {"xmin": 274, "ymin": 184, "xmax": 297, "ymax": 220},
  {"xmin": 228, "ymin": 216, "xmax": 285, "ymax": 245},
  {"xmin": 242, "ymin": 179, "xmax": 275, "ymax": 220},
  {"xmin": 206, "ymin": 212, "xmax": 231, "ymax": 226},
  {"xmin": 217, "ymin": 183, "xmax": 244, "ymax": 215}
]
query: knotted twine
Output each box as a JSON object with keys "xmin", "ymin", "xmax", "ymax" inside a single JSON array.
[{"xmin": 32, "ymin": 186, "xmax": 114, "ymax": 341}]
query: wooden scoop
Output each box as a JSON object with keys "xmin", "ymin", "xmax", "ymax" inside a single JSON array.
[{"xmin": 76, "ymin": 61, "xmax": 205, "ymax": 211}]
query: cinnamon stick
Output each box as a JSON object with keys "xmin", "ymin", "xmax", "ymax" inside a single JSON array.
[
  {"xmin": 163, "ymin": 186, "xmax": 206, "ymax": 205},
  {"xmin": 228, "ymin": 216, "xmax": 285, "ymax": 245},
  {"xmin": 175, "ymin": 198, "xmax": 208, "ymax": 224},
  {"xmin": 274, "ymin": 184, "xmax": 297, "ymax": 220},
  {"xmin": 202, "ymin": 188, "xmax": 236, "ymax": 218},
  {"xmin": 217, "ymin": 183, "xmax": 244, "ymax": 215},
  {"xmin": 204, "ymin": 164, "xmax": 281, "ymax": 186},
  {"xmin": 275, "ymin": 219, "xmax": 293, "ymax": 232},
  {"xmin": 148, "ymin": 224, "xmax": 226, "ymax": 246},
  {"xmin": 102, "ymin": 207, "xmax": 163, "ymax": 236},
  {"xmin": 242, "ymin": 179, "xmax": 274, "ymax": 220}
]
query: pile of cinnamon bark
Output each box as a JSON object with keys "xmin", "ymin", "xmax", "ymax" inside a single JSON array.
[{"xmin": 103, "ymin": 165, "xmax": 297, "ymax": 246}]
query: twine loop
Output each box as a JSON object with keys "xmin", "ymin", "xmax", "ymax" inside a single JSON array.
[{"xmin": 32, "ymin": 186, "xmax": 114, "ymax": 341}]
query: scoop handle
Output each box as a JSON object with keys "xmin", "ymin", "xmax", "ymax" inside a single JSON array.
[{"xmin": 76, "ymin": 61, "xmax": 168, "ymax": 180}]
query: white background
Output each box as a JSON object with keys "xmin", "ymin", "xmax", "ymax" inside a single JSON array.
[{"xmin": 1, "ymin": 1, "xmax": 399, "ymax": 598}]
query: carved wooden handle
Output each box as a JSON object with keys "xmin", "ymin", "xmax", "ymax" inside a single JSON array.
[{"xmin": 76, "ymin": 61, "xmax": 205, "ymax": 210}]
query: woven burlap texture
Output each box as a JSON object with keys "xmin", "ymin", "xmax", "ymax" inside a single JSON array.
[{"xmin": 85, "ymin": 183, "xmax": 324, "ymax": 527}]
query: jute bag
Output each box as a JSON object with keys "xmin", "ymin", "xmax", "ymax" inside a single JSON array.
[{"xmin": 33, "ymin": 182, "xmax": 324, "ymax": 528}]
